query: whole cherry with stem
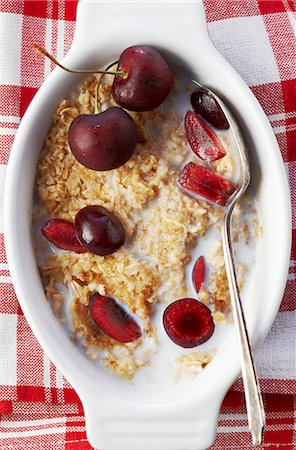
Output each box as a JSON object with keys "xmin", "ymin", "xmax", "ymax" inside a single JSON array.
[{"xmin": 34, "ymin": 44, "xmax": 172, "ymax": 112}]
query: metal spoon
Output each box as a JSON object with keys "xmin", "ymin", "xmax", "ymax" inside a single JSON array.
[{"xmin": 192, "ymin": 81, "xmax": 265, "ymax": 445}]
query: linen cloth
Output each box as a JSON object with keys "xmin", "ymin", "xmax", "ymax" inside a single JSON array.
[{"xmin": 0, "ymin": 0, "xmax": 295, "ymax": 448}]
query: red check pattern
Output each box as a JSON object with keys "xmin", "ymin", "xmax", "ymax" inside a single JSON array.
[{"xmin": 0, "ymin": 1, "xmax": 295, "ymax": 448}]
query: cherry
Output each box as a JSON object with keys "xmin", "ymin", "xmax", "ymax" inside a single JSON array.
[
  {"xmin": 191, "ymin": 88, "xmax": 229, "ymax": 130},
  {"xmin": 89, "ymin": 293, "xmax": 141, "ymax": 343},
  {"xmin": 178, "ymin": 162, "xmax": 236, "ymax": 206},
  {"xmin": 112, "ymin": 46, "xmax": 172, "ymax": 111},
  {"xmin": 193, "ymin": 256, "xmax": 205, "ymax": 293},
  {"xmin": 75, "ymin": 205, "xmax": 125, "ymax": 256},
  {"xmin": 41, "ymin": 219, "xmax": 86, "ymax": 253},
  {"xmin": 34, "ymin": 44, "xmax": 172, "ymax": 112},
  {"xmin": 163, "ymin": 298, "xmax": 214, "ymax": 348},
  {"xmin": 184, "ymin": 110, "xmax": 226, "ymax": 162},
  {"xmin": 68, "ymin": 107, "xmax": 137, "ymax": 171}
]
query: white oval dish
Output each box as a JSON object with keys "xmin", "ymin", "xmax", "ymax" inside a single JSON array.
[{"xmin": 4, "ymin": 1, "xmax": 291, "ymax": 449}]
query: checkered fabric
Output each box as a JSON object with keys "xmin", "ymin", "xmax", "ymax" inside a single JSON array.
[{"xmin": 0, "ymin": 1, "xmax": 295, "ymax": 449}]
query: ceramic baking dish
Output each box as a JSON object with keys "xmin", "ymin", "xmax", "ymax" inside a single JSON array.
[{"xmin": 4, "ymin": 1, "xmax": 291, "ymax": 449}]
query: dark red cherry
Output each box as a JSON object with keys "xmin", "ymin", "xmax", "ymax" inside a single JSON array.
[
  {"xmin": 191, "ymin": 88, "xmax": 229, "ymax": 130},
  {"xmin": 163, "ymin": 298, "xmax": 214, "ymax": 348},
  {"xmin": 89, "ymin": 293, "xmax": 141, "ymax": 343},
  {"xmin": 193, "ymin": 256, "xmax": 205, "ymax": 293},
  {"xmin": 34, "ymin": 45, "xmax": 171, "ymax": 113},
  {"xmin": 112, "ymin": 46, "xmax": 172, "ymax": 112},
  {"xmin": 41, "ymin": 219, "xmax": 86, "ymax": 253},
  {"xmin": 178, "ymin": 162, "xmax": 236, "ymax": 206},
  {"xmin": 68, "ymin": 107, "xmax": 137, "ymax": 171},
  {"xmin": 184, "ymin": 110, "xmax": 226, "ymax": 161},
  {"xmin": 75, "ymin": 206, "xmax": 125, "ymax": 256}
]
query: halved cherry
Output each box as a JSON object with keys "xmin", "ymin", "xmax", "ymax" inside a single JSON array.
[
  {"xmin": 163, "ymin": 298, "xmax": 214, "ymax": 348},
  {"xmin": 191, "ymin": 88, "xmax": 229, "ymax": 130},
  {"xmin": 184, "ymin": 110, "xmax": 226, "ymax": 161},
  {"xmin": 41, "ymin": 219, "xmax": 86, "ymax": 253},
  {"xmin": 193, "ymin": 256, "xmax": 205, "ymax": 293},
  {"xmin": 89, "ymin": 293, "xmax": 142, "ymax": 343},
  {"xmin": 178, "ymin": 162, "xmax": 236, "ymax": 206}
]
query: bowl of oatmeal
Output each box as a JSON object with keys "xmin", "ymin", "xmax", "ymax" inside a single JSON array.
[{"xmin": 4, "ymin": 1, "xmax": 291, "ymax": 449}]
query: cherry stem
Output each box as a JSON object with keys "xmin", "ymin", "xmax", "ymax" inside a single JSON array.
[
  {"xmin": 33, "ymin": 45, "xmax": 127, "ymax": 77},
  {"xmin": 94, "ymin": 60, "xmax": 119, "ymax": 114},
  {"xmin": 94, "ymin": 79, "xmax": 100, "ymax": 114}
]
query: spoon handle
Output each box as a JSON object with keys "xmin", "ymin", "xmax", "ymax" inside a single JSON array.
[{"xmin": 221, "ymin": 209, "xmax": 265, "ymax": 446}]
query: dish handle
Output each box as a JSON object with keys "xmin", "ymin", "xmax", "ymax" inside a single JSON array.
[
  {"xmin": 81, "ymin": 391, "xmax": 223, "ymax": 450},
  {"xmin": 67, "ymin": 0, "xmax": 210, "ymax": 60}
]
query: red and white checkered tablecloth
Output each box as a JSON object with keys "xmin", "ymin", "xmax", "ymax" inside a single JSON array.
[{"xmin": 0, "ymin": 1, "xmax": 295, "ymax": 449}]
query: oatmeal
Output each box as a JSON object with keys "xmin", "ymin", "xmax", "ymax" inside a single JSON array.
[
  {"xmin": 168, "ymin": 350, "xmax": 216, "ymax": 383},
  {"xmin": 36, "ymin": 73, "xmax": 258, "ymax": 380}
]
